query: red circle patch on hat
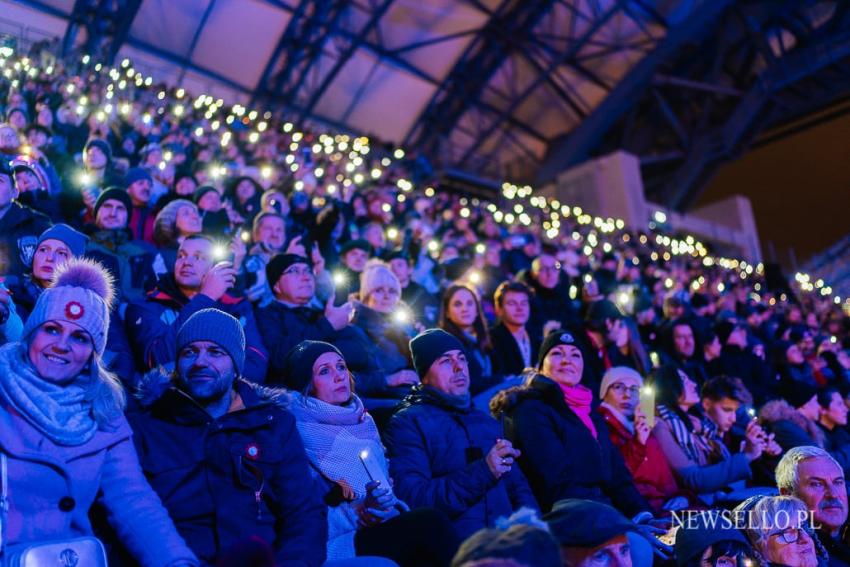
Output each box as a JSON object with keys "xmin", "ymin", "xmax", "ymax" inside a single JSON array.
[
  {"xmin": 65, "ymin": 301, "xmax": 85, "ymax": 320},
  {"xmin": 244, "ymin": 443, "xmax": 261, "ymax": 461}
]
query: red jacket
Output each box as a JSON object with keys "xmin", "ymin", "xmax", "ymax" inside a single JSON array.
[{"xmin": 598, "ymin": 405, "xmax": 680, "ymax": 511}]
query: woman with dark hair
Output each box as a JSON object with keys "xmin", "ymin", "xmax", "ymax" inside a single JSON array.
[
  {"xmin": 490, "ymin": 331, "xmax": 650, "ymax": 517},
  {"xmin": 649, "ymin": 365, "xmax": 764, "ymax": 504},
  {"xmin": 439, "ymin": 283, "xmax": 497, "ymax": 397},
  {"xmin": 283, "ymin": 340, "xmax": 458, "ymax": 566},
  {"xmin": 227, "ymin": 175, "xmax": 263, "ymax": 219},
  {"xmin": 0, "ymin": 258, "xmax": 197, "ymax": 566}
]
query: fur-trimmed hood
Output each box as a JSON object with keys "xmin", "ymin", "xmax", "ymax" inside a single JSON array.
[
  {"xmin": 135, "ymin": 368, "xmax": 292, "ymax": 411},
  {"xmin": 758, "ymin": 399, "xmax": 825, "ymax": 448}
]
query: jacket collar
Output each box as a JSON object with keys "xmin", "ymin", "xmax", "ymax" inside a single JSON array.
[
  {"xmin": 148, "ymin": 273, "xmax": 242, "ymax": 307},
  {"xmin": 150, "ymin": 379, "xmax": 275, "ymax": 426}
]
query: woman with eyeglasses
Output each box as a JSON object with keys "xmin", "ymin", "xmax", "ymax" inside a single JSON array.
[
  {"xmin": 598, "ymin": 366, "xmax": 689, "ymax": 512},
  {"xmin": 736, "ymin": 496, "xmax": 824, "ymax": 567}
]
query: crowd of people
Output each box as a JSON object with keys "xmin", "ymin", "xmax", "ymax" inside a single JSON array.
[{"xmin": 1, "ymin": 43, "xmax": 850, "ymax": 567}]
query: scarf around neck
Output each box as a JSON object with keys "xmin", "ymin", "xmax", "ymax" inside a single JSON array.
[
  {"xmin": 657, "ymin": 404, "xmax": 710, "ymax": 464},
  {"xmin": 0, "ymin": 342, "xmax": 97, "ymax": 446},
  {"xmin": 287, "ymin": 392, "xmax": 387, "ymax": 499},
  {"xmin": 558, "ymin": 382, "xmax": 597, "ymax": 439}
]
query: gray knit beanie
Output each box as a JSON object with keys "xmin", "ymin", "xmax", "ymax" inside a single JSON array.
[
  {"xmin": 176, "ymin": 308, "xmax": 246, "ymax": 375},
  {"xmin": 153, "ymin": 198, "xmax": 195, "ymax": 246}
]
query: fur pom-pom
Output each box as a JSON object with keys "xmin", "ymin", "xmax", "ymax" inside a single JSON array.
[{"xmin": 52, "ymin": 257, "xmax": 116, "ymax": 310}]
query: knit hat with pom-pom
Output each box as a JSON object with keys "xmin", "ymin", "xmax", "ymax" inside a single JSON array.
[{"xmin": 22, "ymin": 257, "xmax": 115, "ymax": 356}]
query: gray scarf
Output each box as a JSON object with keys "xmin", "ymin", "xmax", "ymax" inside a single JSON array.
[{"xmin": 0, "ymin": 342, "xmax": 97, "ymax": 446}]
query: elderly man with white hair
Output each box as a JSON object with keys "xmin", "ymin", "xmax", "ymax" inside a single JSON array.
[
  {"xmin": 598, "ymin": 366, "xmax": 687, "ymax": 513},
  {"xmin": 776, "ymin": 446, "xmax": 850, "ymax": 566}
]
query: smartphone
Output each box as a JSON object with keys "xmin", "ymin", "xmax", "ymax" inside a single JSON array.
[
  {"xmin": 639, "ymin": 386, "xmax": 656, "ymax": 428},
  {"xmin": 359, "ymin": 449, "xmax": 391, "ymax": 489}
]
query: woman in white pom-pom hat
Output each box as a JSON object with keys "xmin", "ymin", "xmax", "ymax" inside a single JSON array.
[{"xmin": 0, "ymin": 257, "xmax": 199, "ymax": 567}]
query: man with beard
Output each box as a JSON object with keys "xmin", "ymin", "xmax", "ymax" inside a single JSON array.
[
  {"xmin": 127, "ymin": 308, "xmax": 327, "ymax": 566},
  {"xmin": 384, "ymin": 329, "xmax": 538, "ymax": 540},
  {"xmin": 777, "ymin": 447, "xmax": 850, "ymax": 566},
  {"xmin": 126, "ymin": 234, "xmax": 268, "ymax": 383}
]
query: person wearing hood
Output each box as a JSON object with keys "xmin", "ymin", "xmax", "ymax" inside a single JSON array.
[
  {"xmin": 125, "ymin": 234, "xmax": 268, "ymax": 384},
  {"xmin": 0, "ymin": 158, "xmax": 51, "ymax": 277},
  {"xmin": 673, "ymin": 508, "xmax": 760, "ymax": 567},
  {"xmin": 126, "ymin": 309, "xmax": 326, "ymax": 566},
  {"xmin": 760, "ymin": 383, "xmax": 850, "ymax": 474},
  {"xmin": 384, "ymin": 329, "xmax": 538, "ymax": 540},
  {"xmin": 283, "ymin": 340, "xmax": 458, "ymax": 565},
  {"xmin": 490, "ymin": 331, "xmax": 650, "ymax": 517},
  {"xmin": 0, "ymin": 257, "xmax": 199, "ymax": 566}
]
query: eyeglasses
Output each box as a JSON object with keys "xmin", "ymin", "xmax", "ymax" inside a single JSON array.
[
  {"xmin": 609, "ymin": 383, "xmax": 640, "ymax": 396},
  {"xmin": 283, "ymin": 267, "xmax": 313, "ymax": 277},
  {"xmin": 769, "ymin": 527, "xmax": 807, "ymax": 545}
]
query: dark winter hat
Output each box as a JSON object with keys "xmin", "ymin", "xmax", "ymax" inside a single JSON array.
[
  {"xmin": 585, "ymin": 299, "xmax": 624, "ymax": 324},
  {"xmin": 781, "ymin": 381, "xmax": 819, "ymax": 410},
  {"xmin": 123, "ymin": 166, "xmax": 152, "ymax": 188},
  {"xmin": 84, "ymin": 138, "xmax": 112, "ymax": 162},
  {"xmin": 714, "ymin": 320, "xmax": 742, "ymax": 346},
  {"xmin": 6, "ymin": 106, "xmax": 27, "ymax": 123},
  {"xmin": 176, "ymin": 308, "xmax": 246, "ymax": 375},
  {"xmin": 193, "ymin": 185, "xmax": 219, "ymax": 205},
  {"xmin": 282, "ymin": 340, "xmax": 343, "ymax": 392},
  {"xmin": 94, "ymin": 186, "xmax": 133, "ymax": 220},
  {"xmin": 537, "ymin": 330, "xmax": 581, "ymax": 369},
  {"xmin": 37, "ymin": 223, "xmax": 88, "ymax": 258},
  {"xmin": 691, "ymin": 292, "xmax": 710, "ymax": 310},
  {"xmin": 634, "ymin": 292, "xmax": 654, "ymax": 314},
  {"xmin": 409, "ymin": 329, "xmax": 465, "ymax": 379},
  {"xmin": 385, "ymin": 248, "xmax": 410, "ymax": 263},
  {"xmin": 674, "ymin": 509, "xmax": 750, "ymax": 567},
  {"xmin": 544, "ymin": 499, "xmax": 638, "ymax": 548},
  {"xmin": 339, "ymin": 239, "xmax": 373, "ymax": 257},
  {"xmin": 265, "ymin": 253, "xmax": 311, "ymax": 287}
]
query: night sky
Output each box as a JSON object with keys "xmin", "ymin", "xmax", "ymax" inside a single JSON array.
[{"xmin": 697, "ymin": 111, "xmax": 850, "ymax": 270}]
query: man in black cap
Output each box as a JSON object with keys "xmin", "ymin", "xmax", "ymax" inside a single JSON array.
[
  {"xmin": 0, "ymin": 158, "xmax": 51, "ymax": 277},
  {"xmin": 544, "ymin": 499, "xmax": 653, "ymax": 567},
  {"xmin": 85, "ymin": 187, "xmax": 156, "ymax": 304},
  {"xmin": 332, "ymin": 239, "xmax": 372, "ymax": 302},
  {"xmin": 384, "ymin": 328, "xmax": 538, "ymax": 541}
]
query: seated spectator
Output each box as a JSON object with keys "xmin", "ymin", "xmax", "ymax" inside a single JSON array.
[
  {"xmin": 0, "ymin": 258, "xmax": 198, "ymax": 565},
  {"xmin": 661, "ymin": 319, "xmax": 710, "ymax": 386},
  {"xmin": 351, "ymin": 260, "xmax": 420, "ymax": 396},
  {"xmin": 451, "ymin": 509, "xmax": 561, "ymax": 567},
  {"xmin": 85, "ymin": 187, "xmax": 156, "ymax": 303},
  {"xmin": 492, "ymin": 332, "xmax": 650, "ymax": 516},
  {"xmin": 736, "ymin": 496, "xmax": 822, "ymax": 567},
  {"xmin": 384, "ymin": 329, "xmax": 538, "ymax": 540},
  {"xmin": 650, "ymin": 366, "xmax": 765, "ymax": 504},
  {"xmin": 194, "ymin": 185, "xmax": 233, "ymax": 236},
  {"xmin": 760, "ymin": 383, "xmax": 850, "ymax": 473},
  {"xmin": 123, "ymin": 167, "xmax": 156, "ymax": 244},
  {"xmin": 151, "ymin": 198, "xmax": 203, "ymax": 279},
  {"xmin": 489, "ymin": 281, "xmax": 539, "ymax": 379},
  {"xmin": 3, "ymin": 223, "xmax": 87, "ymax": 315},
  {"xmin": 817, "ymin": 387, "xmax": 850, "ymax": 448},
  {"xmin": 598, "ymin": 366, "xmax": 685, "ymax": 512},
  {"xmin": 227, "ymin": 175, "xmax": 262, "ymax": 219},
  {"xmin": 11, "ymin": 156, "xmax": 61, "ymax": 219},
  {"xmin": 282, "ymin": 340, "xmax": 458, "ymax": 564},
  {"xmin": 256, "ymin": 253, "xmax": 383, "ymax": 391},
  {"xmin": 518, "ymin": 253, "xmax": 576, "ymax": 342},
  {"xmin": 388, "ymin": 249, "xmax": 439, "ymax": 326},
  {"xmin": 243, "ymin": 212, "xmax": 287, "ymax": 305},
  {"xmin": 673, "ymin": 509, "xmax": 759, "ymax": 567},
  {"xmin": 774, "ymin": 339, "xmax": 819, "ymax": 389},
  {"xmin": 544, "ymin": 499, "xmax": 654, "ymax": 567},
  {"xmin": 128, "ymin": 309, "xmax": 326, "ymax": 566},
  {"xmin": 0, "ymin": 158, "xmax": 51, "ymax": 277},
  {"xmin": 776, "ymin": 447, "xmax": 850, "ymax": 565},
  {"xmin": 713, "ymin": 320, "xmax": 776, "ymax": 405},
  {"xmin": 126, "ymin": 234, "xmax": 268, "ymax": 383},
  {"xmin": 439, "ymin": 283, "xmax": 498, "ymax": 399},
  {"xmin": 333, "ymin": 239, "xmax": 372, "ymax": 302},
  {"xmin": 583, "ymin": 299, "xmax": 631, "ymax": 385}
]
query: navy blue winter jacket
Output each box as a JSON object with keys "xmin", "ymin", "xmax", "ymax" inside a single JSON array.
[
  {"xmin": 384, "ymin": 385, "xmax": 538, "ymax": 540},
  {"xmin": 127, "ymin": 378, "xmax": 327, "ymax": 566}
]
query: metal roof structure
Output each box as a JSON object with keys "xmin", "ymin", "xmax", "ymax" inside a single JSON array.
[{"xmin": 4, "ymin": 0, "xmax": 850, "ymax": 210}]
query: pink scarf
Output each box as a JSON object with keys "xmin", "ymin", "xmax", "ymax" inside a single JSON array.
[{"xmin": 558, "ymin": 382, "xmax": 598, "ymax": 439}]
